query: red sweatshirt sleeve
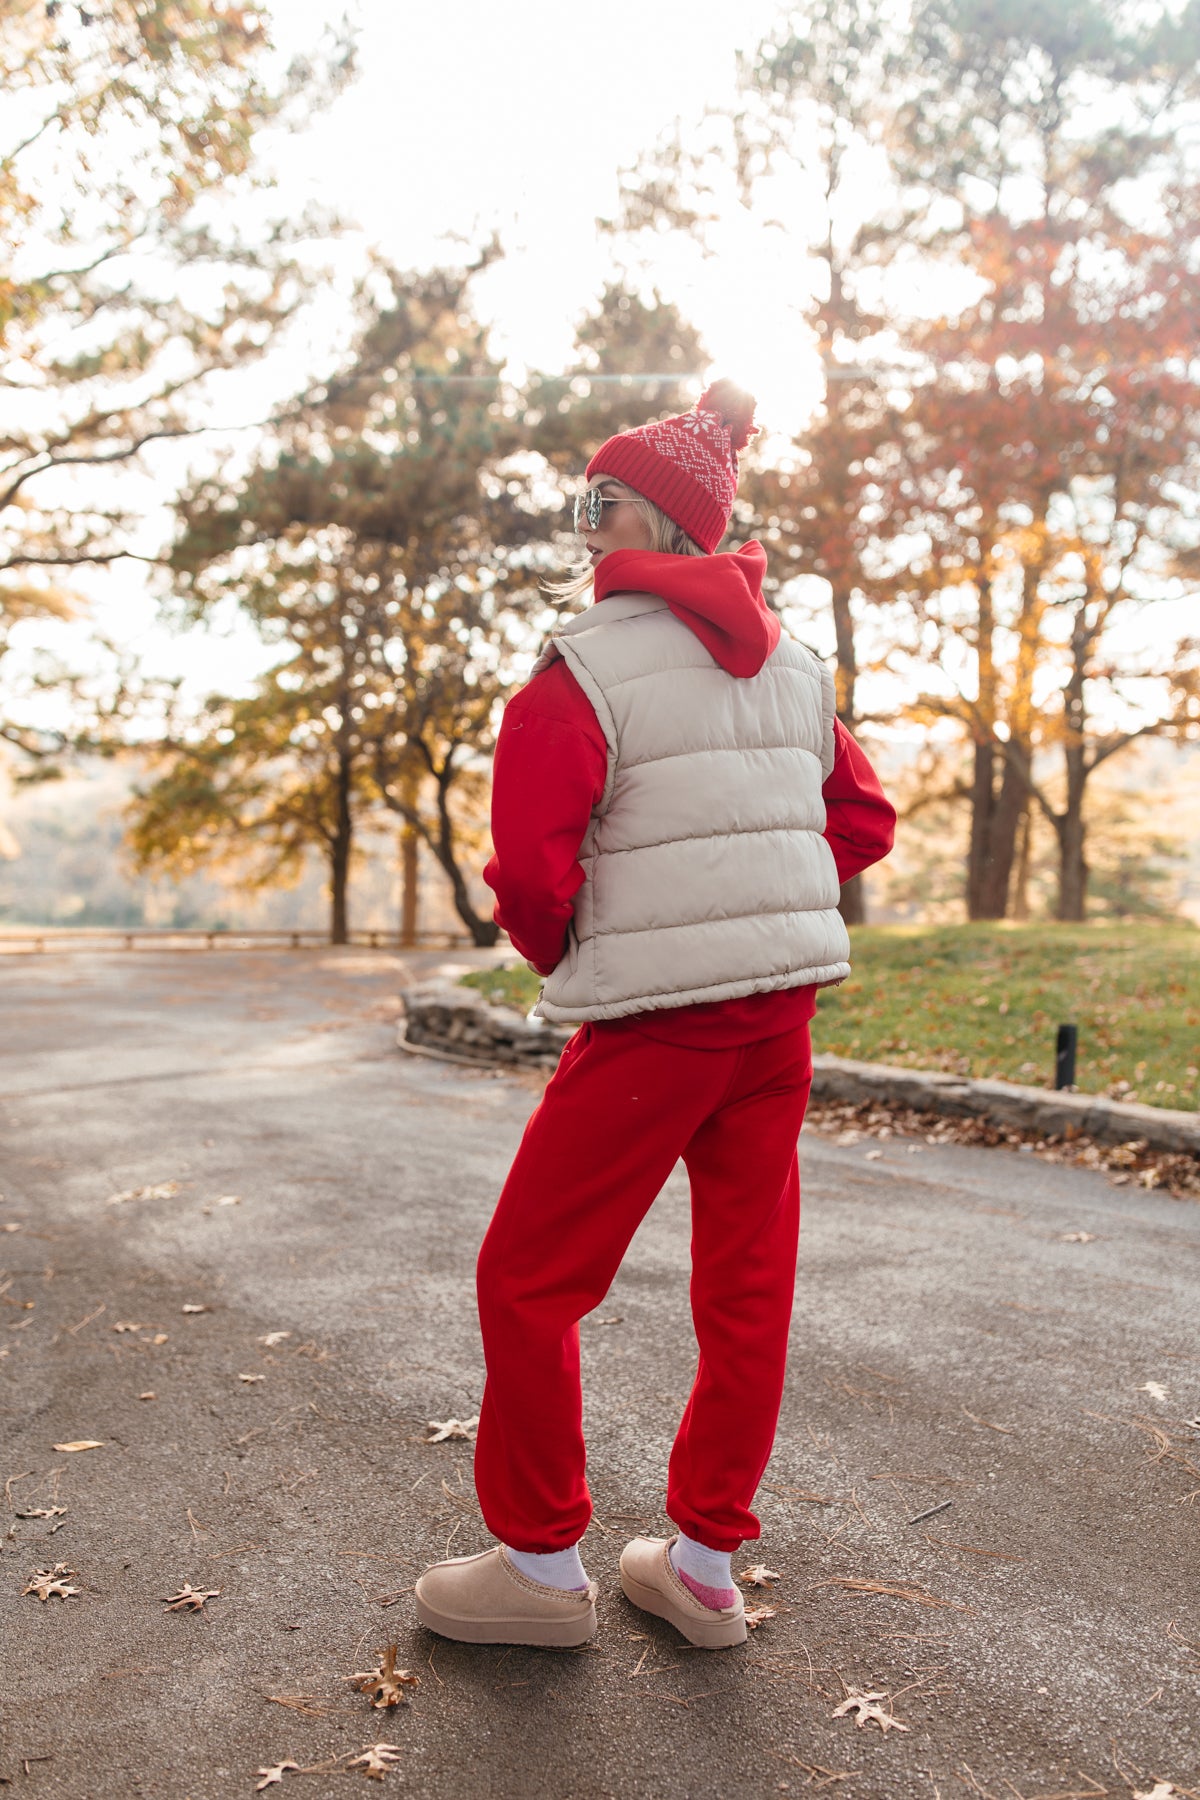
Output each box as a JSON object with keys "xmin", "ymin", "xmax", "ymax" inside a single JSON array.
[
  {"xmin": 822, "ymin": 719, "xmax": 896, "ymax": 884},
  {"xmin": 483, "ymin": 656, "xmax": 608, "ymax": 974}
]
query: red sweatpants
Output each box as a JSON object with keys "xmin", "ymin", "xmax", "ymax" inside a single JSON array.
[{"xmin": 474, "ymin": 1020, "xmax": 813, "ymax": 1554}]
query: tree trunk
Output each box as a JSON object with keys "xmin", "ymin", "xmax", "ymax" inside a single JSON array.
[
  {"xmin": 966, "ymin": 736, "xmax": 997, "ymax": 919},
  {"xmin": 1011, "ymin": 802, "xmax": 1033, "ymax": 921},
  {"xmin": 1054, "ymin": 607, "xmax": 1093, "ymax": 923},
  {"xmin": 975, "ymin": 735, "xmax": 1031, "ymax": 918},
  {"xmin": 399, "ymin": 823, "xmax": 419, "ymax": 946},
  {"xmin": 1056, "ymin": 807, "xmax": 1088, "ymax": 921},
  {"xmin": 379, "ymin": 749, "xmax": 499, "ymax": 946},
  {"xmin": 838, "ymin": 874, "xmax": 865, "ymax": 926},
  {"xmin": 1055, "ymin": 737, "xmax": 1089, "ymax": 922},
  {"xmin": 965, "ymin": 576, "xmax": 1001, "ymax": 920},
  {"xmin": 329, "ymin": 748, "xmax": 353, "ymax": 945},
  {"xmin": 830, "ymin": 558, "xmax": 864, "ymax": 925}
]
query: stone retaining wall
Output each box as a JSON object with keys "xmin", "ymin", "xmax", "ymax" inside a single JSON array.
[
  {"xmin": 398, "ymin": 983, "xmax": 1200, "ymax": 1157},
  {"xmin": 398, "ymin": 983, "xmax": 570, "ymax": 1068}
]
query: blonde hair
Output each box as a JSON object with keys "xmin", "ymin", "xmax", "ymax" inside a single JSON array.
[{"xmin": 546, "ymin": 475, "xmax": 705, "ymax": 606}]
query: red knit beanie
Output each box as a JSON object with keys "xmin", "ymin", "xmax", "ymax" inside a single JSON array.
[{"xmin": 585, "ymin": 379, "xmax": 758, "ymax": 554}]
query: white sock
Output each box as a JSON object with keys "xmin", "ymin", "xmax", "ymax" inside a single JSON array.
[
  {"xmin": 504, "ymin": 1543, "xmax": 589, "ymax": 1591},
  {"xmin": 669, "ymin": 1532, "xmax": 735, "ymax": 1599}
]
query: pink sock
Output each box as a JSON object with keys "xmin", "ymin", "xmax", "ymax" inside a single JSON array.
[
  {"xmin": 674, "ymin": 1566, "xmax": 738, "ymax": 1610},
  {"xmin": 669, "ymin": 1533, "xmax": 737, "ymax": 1610}
]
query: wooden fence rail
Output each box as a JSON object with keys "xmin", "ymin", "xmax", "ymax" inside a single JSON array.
[{"xmin": 0, "ymin": 927, "xmax": 472, "ymax": 955}]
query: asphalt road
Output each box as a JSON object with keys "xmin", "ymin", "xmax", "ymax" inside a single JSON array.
[{"xmin": 1, "ymin": 949, "xmax": 1197, "ymax": 1800}]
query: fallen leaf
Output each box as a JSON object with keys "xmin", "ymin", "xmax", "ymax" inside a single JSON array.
[
  {"xmin": 255, "ymin": 1763, "xmax": 300, "ymax": 1791},
  {"xmin": 111, "ymin": 1322, "xmax": 144, "ymax": 1334},
  {"xmin": 1133, "ymin": 1786, "xmax": 1179, "ymax": 1800},
  {"xmin": 151, "ymin": 1333, "xmax": 168, "ymax": 1344},
  {"xmin": 163, "ymin": 1583, "xmax": 221, "ymax": 1612},
  {"xmin": 1060, "ymin": 1231, "xmax": 1097, "ymax": 1243},
  {"xmin": 139, "ymin": 1392, "xmax": 156, "ymax": 1401},
  {"xmin": 1140, "ymin": 1382, "xmax": 1169, "ymax": 1403},
  {"xmin": 832, "ymin": 1690, "xmax": 909, "ymax": 1733},
  {"xmin": 737, "ymin": 1565, "xmax": 782, "ymax": 1588},
  {"xmin": 864, "ymin": 1149, "xmax": 884, "ymax": 1161},
  {"xmin": 2, "ymin": 1221, "xmax": 21, "ymax": 1231},
  {"xmin": 215, "ymin": 1195, "xmax": 241, "ymax": 1207},
  {"xmin": 52, "ymin": 1440, "xmax": 104, "ymax": 1453},
  {"xmin": 181, "ymin": 1304, "xmax": 210, "ymax": 1314},
  {"xmin": 238, "ymin": 1373, "xmax": 266, "ymax": 1384},
  {"xmin": 23, "ymin": 1563, "xmax": 81, "ymax": 1602},
  {"xmin": 106, "ymin": 1181, "xmax": 180, "ymax": 1205},
  {"xmin": 347, "ymin": 1743, "xmax": 402, "ymax": 1781},
  {"xmin": 349, "ymin": 1644, "xmax": 421, "ymax": 1710},
  {"xmin": 15, "ymin": 1507, "xmax": 67, "ymax": 1521},
  {"xmin": 744, "ymin": 1604, "xmax": 777, "ymax": 1629},
  {"xmin": 259, "ymin": 1332, "xmax": 291, "ymax": 1347},
  {"xmin": 424, "ymin": 1417, "xmax": 479, "ymax": 1443}
]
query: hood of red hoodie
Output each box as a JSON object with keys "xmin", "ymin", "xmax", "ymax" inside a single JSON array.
[{"xmin": 592, "ymin": 541, "xmax": 779, "ymax": 678}]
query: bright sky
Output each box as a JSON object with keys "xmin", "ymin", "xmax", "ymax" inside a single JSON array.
[
  {"xmin": 11, "ymin": 0, "xmax": 831, "ymax": 711},
  {"xmin": 269, "ymin": 0, "xmax": 818, "ymax": 417},
  {"xmin": 7, "ymin": 0, "xmax": 1190, "ymax": 725}
]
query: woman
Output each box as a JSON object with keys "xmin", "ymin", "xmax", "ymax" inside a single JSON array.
[{"xmin": 414, "ymin": 382, "xmax": 896, "ymax": 1650}]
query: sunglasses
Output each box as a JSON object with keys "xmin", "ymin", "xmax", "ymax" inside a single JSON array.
[{"xmin": 572, "ymin": 488, "xmax": 635, "ymax": 531}]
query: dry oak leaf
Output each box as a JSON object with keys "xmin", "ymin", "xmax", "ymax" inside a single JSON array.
[
  {"xmin": 52, "ymin": 1439, "xmax": 104, "ymax": 1453},
  {"xmin": 1133, "ymin": 1787, "xmax": 1179, "ymax": 1799},
  {"xmin": 738, "ymin": 1564, "xmax": 782, "ymax": 1588},
  {"xmin": 1060, "ymin": 1231, "xmax": 1097, "ymax": 1243},
  {"xmin": 239, "ymin": 1373, "xmax": 266, "ymax": 1383},
  {"xmin": 163, "ymin": 1583, "xmax": 221, "ymax": 1612},
  {"xmin": 255, "ymin": 1763, "xmax": 300, "ymax": 1791},
  {"xmin": 832, "ymin": 1690, "xmax": 909, "ymax": 1734},
  {"xmin": 424, "ymin": 1416, "xmax": 479, "ymax": 1443},
  {"xmin": 349, "ymin": 1644, "xmax": 421, "ymax": 1710},
  {"xmin": 181, "ymin": 1303, "xmax": 210, "ymax": 1314},
  {"xmin": 744, "ymin": 1604, "xmax": 777, "ymax": 1629},
  {"xmin": 23, "ymin": 1564, "xmax": 81, "ymax": 1602},
  {"xmin": 259, "ymin": 1332, "xmax": 291, "ymax": 1347},
  {"xmin": 347, "ymin": 1743, "xmax": 402, "ymax": 1781},
  {"xmin": 106, "ymin": 1181, "xmax": 180, "ymax": 1205},
  {"xmin": 15, "ymin": 1506, "xmax": 67, "ymax": 1521}
]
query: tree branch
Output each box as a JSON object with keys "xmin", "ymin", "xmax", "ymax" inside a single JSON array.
[
  {"xmin": 0, "ymin": 548, "xmax": 167, "ymax": 572},
  {"xmin": 0, "ymin": 426, "xmax": 196, "ymax": 509}
]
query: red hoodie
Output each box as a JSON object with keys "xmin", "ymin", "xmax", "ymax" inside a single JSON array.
[{"xmin": 484, "ymin": 543, "xmax": 896, "ymax": 1048}]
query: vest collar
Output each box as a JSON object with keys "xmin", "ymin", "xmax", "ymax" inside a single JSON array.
[{"xmin": 556, "ymin": 592, "xmax": 667, "ymax": 635}]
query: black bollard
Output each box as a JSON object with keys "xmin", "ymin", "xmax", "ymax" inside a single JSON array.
[{"xmin": 1055, "ymin": 1023, "xmax": 1078, "ymax": 1090}]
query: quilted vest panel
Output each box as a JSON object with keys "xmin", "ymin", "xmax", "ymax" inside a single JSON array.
[{"xmin": 536, "ymin": 593, "xmax": 852, "ymax": 1023}]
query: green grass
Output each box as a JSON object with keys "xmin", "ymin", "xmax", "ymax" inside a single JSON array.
[
  {"xmin": 460, "ymin": 922, "xmax": 1200, "ymax": 1111},
  {"xmin": 460, "ymin": 963, "xmax": 544, "ymax": 1013},
  {"xmin": 816, "ymin": 922, "xmax": 1199, "ymax": 1110}
]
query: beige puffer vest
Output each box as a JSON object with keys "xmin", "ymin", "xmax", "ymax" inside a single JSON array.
[{"xmin": 534, "ymin": 591, "xmax": 852, "ymax": 1024}]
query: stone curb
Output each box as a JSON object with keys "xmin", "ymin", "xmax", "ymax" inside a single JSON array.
[
  {"xmin": 811, "ymin": 1054, "xmax": 1200, "ymax": 1156},
  {"xmin": 397, "ymin": 983, "xmax": 1199, "ymax": 1158},
  {"xmin": 397, "ymin": 983, "xmax": 570, "ymax": 1068}
]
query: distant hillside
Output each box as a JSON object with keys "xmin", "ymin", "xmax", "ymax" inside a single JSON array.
[
  {"xmin": 864, "ymin": 736, "xmax": 1200, "ymax": 926},
  {"xmin": 3, "ymin": 740, "xmax": 1197, "ymax": 933},
  {"xmin": 0, "ymin": 759, "xmax": 473, "ymax": 938}
]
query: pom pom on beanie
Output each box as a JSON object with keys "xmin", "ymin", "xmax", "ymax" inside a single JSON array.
[
  {"xmin": 696, "ymin": 379, "xmax": 758, "ymax": 454},
  {"xmin": 585, "ymin": 379, "xmax": 758, "ymax": 554}
]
